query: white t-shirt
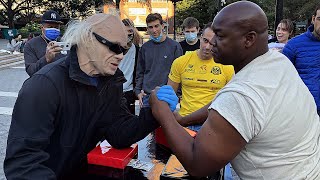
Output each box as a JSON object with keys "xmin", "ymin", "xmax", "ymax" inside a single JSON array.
[
  {"xmin": 119, "ymin": 45, "xmax": 136, "ymax": 92},
  {"xmin": 209, "ymin": 50, "xmax": 320, "ymax": 179}
]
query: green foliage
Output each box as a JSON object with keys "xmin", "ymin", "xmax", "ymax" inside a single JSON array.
[
  {"xmin": 176, "ymin": 0, "xmax": 318, "ymax": 32},
  {"xmin": 176, "ymin": 0, "xmax": 218, "ymax": 28},
  {"xmin": 19, "ymin": 21, "xmax": 41, "ymax": 38}
]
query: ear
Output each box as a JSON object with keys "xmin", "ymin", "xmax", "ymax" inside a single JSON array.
[
  {"xmin": 312, "ymin": 15, "xmax": 315, "ymax": 24},
  {"xmin": 244, "ymin": 31, "xmax": 257, "ymax": 48}
]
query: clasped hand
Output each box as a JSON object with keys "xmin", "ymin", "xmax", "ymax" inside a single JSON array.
[{"xmin": 150, "ymin": 85, "xmax": 178, "ymax": 112}]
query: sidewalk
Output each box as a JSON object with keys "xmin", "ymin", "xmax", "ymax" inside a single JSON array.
[{"xmin": 0, "ymin": 39, "xmax": 8, "ymax": 50}]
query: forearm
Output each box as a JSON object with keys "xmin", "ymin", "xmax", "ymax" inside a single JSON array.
[
  {"xmin": 179, "ymin": 103, "xmax": 210, "ymax": 126},
  {"xmin": 106, "ymin": 108, "xmax": 159, "ymax": 149},
  {"xmin": 155, "ymin": 105, "xmax": 197, "ymax": 174},
  {"xmin": 134, "ymin": 82, "xmax": 142, "ymax": 96},
  {"xmin": 25, "ymin": 56, "xmax": 47, "ymax": 76}
]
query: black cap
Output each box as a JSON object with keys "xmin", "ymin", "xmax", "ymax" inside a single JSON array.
[{"xmin": 41, "ymin": 10, "xmax": 62, "ymax": 24}]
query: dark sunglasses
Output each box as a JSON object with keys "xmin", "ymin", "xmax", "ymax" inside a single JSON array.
[{"xmin": 92, "ymin": 32, "xmax": 128, "ymax": 55}]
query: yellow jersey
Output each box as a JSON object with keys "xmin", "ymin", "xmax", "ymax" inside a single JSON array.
[{"xmin": 169, "ymin": 50, "xmax": 234, "ymax": 116}]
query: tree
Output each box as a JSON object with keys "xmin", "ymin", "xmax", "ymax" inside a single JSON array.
[
  {"xmin": 176, "ymin": 0, "xmax": 219, "ymax": 28},
  {"xmin": 175, "ymin": 0, "xmax": 278, "ymax": 32},
  {"xmin": 39, "ymin": 0, "xmax": 107, "ymax": 19},
  {"xmin": 0, "ymin": 0, "xmax": 41, "ymax": 28}
]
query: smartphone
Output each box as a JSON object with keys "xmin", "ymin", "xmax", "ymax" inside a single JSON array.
[{"xmin": 55, "ymin": 42, "xmax": 71, "ymax": 51}]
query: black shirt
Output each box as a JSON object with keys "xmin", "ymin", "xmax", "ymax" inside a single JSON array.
[{"xmin": 179, "ymin": 39, "xmax": 200, "ymax": 55}]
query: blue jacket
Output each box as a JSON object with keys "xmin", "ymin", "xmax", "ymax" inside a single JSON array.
[{"xmin": 283, "ymin": 25, "xmax": 320, "ymax": 110}]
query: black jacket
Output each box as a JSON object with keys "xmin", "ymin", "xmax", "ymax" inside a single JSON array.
[{"xmin": 4, "ymin": 46, "xmax": 159, "ymax": 179}]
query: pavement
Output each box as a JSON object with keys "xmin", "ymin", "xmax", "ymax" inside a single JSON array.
[
  {"xmin": 0, "ymin": 64, "xmax": 28, "ymax": 180},
  {"xmin": 0, "ymin": 38, "xmax": 26, "ymax": 180},
  {"xmin": 0, "ymin": 39, "xmax": 8, "ymax": 50}
]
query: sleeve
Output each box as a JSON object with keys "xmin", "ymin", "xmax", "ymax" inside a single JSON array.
[
  {"xmin": 4, "ymin": 75, "xmax": 59, "ymax": 179},
  {"xmin": 208, "ymin": 91, "xmax": 257, "ymax": 142},
  {"xmin": 134, "ymin": 47, "xmax": 145, "ymax": 96},
  {"xmin": 223, "ymin": 65, "xmax": 235, "ymax": 82},
  {"xmin": 103, "ymin": 97, "xmax": 159, "ymax": 149},
  {"xmin": 174, "ymin": 42, "xmax": 183, "ymax": 59},
  {"xmin": 24, "ymin": 42, "xmax": 48, "ymax": 76},
  {"xmin": 282, "ymin": 42, "xmax": 296, "ymax": 65},
  {"xmin": 168, "ymin": 57, "xmax": 183, "ymax": 83}
]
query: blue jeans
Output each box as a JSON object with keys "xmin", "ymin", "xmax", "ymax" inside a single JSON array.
[{"xmin": 142, "ymin": 94, "xmax": 150, "ymax": 108}]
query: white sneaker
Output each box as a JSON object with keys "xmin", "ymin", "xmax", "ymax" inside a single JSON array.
[{"xmin": 13, "ymin": 51, "xmax": 21, "ymax": 54}]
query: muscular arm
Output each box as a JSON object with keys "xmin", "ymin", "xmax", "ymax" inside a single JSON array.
[
  {"xmin": 150, "ymin": 93, "xmax": 247, "ymax": 177},
  {"xmin": 178, "ymin": 103, "xmax": 211, "ymax": 127},
  {"xmin": 24, "ymin": 42, "xmax": 48, "ymax": 76},
  {"xmin": 4, "ymin": 75, "xmax": 59, "ymax": 179}
]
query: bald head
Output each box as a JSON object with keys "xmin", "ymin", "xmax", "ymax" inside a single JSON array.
[
  {"xmin": 210, "ymin": 1, "xmax": 269, "ymax": 72},
  {"xmin": 215, "ymin": 1, "xmax": 268, "ymax": 34}
]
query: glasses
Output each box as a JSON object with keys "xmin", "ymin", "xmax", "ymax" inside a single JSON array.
[{"xmin": 92, "ymin": 32, "xmax": 128, "ymax": 55}]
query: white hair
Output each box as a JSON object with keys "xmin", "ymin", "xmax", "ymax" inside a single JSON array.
[{"xmin": 61, "ymin": 13, "xmax": 117, "ymax": 47}]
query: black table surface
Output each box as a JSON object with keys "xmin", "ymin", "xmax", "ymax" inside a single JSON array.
[{"xmin": 73, "ymin": 132, "xmax": 220, "ymax": 180}]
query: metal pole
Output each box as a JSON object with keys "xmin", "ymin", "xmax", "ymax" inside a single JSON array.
[
  {"xmin": 173, "ymin": 1, "xmax": 176, "ymax": 40},
  {"xmin": 274, "ymin": 0, "xmax": 283, "ymax": 36}
]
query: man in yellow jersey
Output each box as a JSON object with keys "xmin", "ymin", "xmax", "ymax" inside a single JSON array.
[{"xmin": 167, "ymin": 22, "xmax": 234, "ymax": 131}]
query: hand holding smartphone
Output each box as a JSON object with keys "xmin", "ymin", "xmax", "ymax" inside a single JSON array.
[{"xmin": 55, "ymin": 42, "xmax": 71, "ymax": 51}]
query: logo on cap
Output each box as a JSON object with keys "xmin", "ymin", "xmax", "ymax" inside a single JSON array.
[{"xmin": 51, "ymin": 13, "xmax": 56, "ymax": 19}]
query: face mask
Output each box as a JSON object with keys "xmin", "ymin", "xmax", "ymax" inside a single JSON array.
[
  {"xmin": 44, "ymin": 28, "xmax": 60, "ymax": 41},
  {"xmin": 150, "ymin": 32, "xmax": 163, "ymax": 43},
  {"xmin": 185, "ymin": 32, "xmax": 198, "ymax": 42}
]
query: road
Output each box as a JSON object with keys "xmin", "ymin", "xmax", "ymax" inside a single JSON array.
[{"xmin": 0, "ymin": 64, "xmax": 29, "ymax": 180}]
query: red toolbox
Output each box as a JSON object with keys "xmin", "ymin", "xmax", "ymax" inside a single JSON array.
[
  {"xmin": 155, "ymin": 127, "xmax": 197, "ymax": 148},
  {"xmin": 87, "ymin": 143, "xmax": 138, "ymax": 169}
]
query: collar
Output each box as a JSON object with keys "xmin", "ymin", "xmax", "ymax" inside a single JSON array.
[
  {"xmin": 306, "ymin": 25, "xmax": 320, "ymax": 41},
  {"xmin": 65, "ymin": 45, "xmax": 126, "ymax": 88}
]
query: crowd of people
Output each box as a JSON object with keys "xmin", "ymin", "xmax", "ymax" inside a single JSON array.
[{"xmin": 3, "ymin": 1, "xmax": 320, "ymax": 179}]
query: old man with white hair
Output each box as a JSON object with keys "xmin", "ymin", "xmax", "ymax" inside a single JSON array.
[{"xmin": 4, "ymin": 13, "xmax": 159, "ymax": 179}]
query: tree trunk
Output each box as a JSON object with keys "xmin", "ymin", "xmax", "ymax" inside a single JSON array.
[
  {"xmin": 116, "ymin": 0, "xmax": 120, "ymax": 10},
  {"xmin": 7, "ymin": 9, "xmax": 15, "ymax": 29},
  {"xmin": 274, "ymin": 0, "xmax": 283, "ymax": 36}
]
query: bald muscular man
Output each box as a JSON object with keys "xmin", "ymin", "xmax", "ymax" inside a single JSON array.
[{"xmin": 150, "ymin": 1, "xmax": 320, "ymax": 179}]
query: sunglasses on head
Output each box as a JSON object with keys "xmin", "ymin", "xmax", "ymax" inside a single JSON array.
[{"xmin": 92, "ymin": 32, "xmax": 128, "ymax": 55}]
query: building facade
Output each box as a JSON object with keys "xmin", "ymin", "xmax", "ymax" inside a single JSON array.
[{"xmin": 103, "ymin": 0, "xmax": 175, "ymax": 34}]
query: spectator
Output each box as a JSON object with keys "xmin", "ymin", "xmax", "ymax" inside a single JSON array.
[
  {"xmin": 6, "ymin": 34, "xmax": 24, "ymax": 53},
  {"xmin": 168, "ymin": 22, "xmax": 234, "ymax": 132},
  {"xmin": 283, "ymin": 4, "xmax": 320, "ymax": 115},
  {"xmin": 268, "ymin": 19, "xmax": 294, "ymax": 52},
  {"xmin": 24, "ymin": 10, "xmax": 65, "ymax": 76},
  {"xmin": 119, "ymin": 18, "xmax": 140, "ymax": 114},
  {"xmin": 179, "ymin": 17, "xmax": 201, "ymax": 55},
  {"xmin": 134, "ymin": 13, "xmax": 183, "ymax": 115}
]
